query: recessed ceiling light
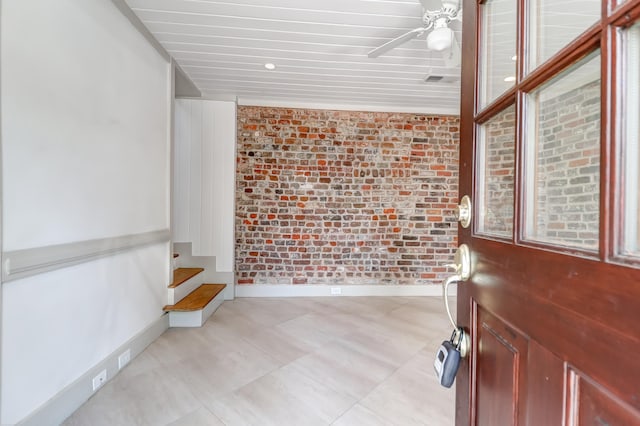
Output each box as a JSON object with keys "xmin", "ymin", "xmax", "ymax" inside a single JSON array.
[
  {"xmin": 264, "ymin": 63, "xmax": 276, "ymax": 70},
  {"xmin": 504, "ymin": 76, "xmax": 516, "ymax": 82},
  {"xmin": 511, "ymin": 55, "xmax": 517, "ymax": 61}
]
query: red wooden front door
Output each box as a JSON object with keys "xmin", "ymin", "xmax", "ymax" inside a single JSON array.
[{"xmin": 455, "ymin": 0, "xmax": 640, "ymax": 424}]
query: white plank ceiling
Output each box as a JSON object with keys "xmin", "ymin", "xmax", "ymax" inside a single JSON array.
[{"xmin": 125, "ymin": 0, "xmax": 463, "ymax": 114}]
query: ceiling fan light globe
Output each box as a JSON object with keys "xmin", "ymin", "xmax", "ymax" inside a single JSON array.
[{"xmin": 426, "ymin": 26, "xmax": 454, "ymax": 51}]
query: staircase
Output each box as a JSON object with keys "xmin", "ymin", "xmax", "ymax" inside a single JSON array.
[{"xmin": 164, "ymin": 257, "xmax": 226, "ymax": 327}]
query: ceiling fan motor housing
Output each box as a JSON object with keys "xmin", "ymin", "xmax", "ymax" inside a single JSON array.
[
  {"xmin": 368, "ymin": 0, "xmax": 461, "ymax": 61},
  {"xmin": 423, "ymin": 4, "xmax": 459, "ymax": 27}
]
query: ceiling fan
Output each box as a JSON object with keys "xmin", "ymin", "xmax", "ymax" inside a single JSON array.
[{"xmin": 368, "ymin": 0, "xmax": 462, "ymax": 68}]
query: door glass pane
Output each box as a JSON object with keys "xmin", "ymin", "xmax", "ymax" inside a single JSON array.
[
  {"xmin": 523, "ymin": 52, "xmax": 601, "ymax": 250},
  {"xmin": 527, "ymin": 0, "xmax": 600, "ymax": 72},
  {"xmin": 477, "ymin": 105, "xmax": 516, "ymax": 237},
  {"xmin": 479, "ymin": 0, "xmax": 517, "ymax": 109},
  {"xmin": 621, "ymin": 24, "xmax": 640, "ymax": 256}
]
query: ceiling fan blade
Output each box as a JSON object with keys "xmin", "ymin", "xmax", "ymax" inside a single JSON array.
[
  {"xmin": 419, "ymin": 0, "xmax": 444, "ymax": 12},
  {"xmin": 453, "ymin": 1, "xmax": 463, "ymax": 20},
  {"xmin": 367, "ymin": 27, "xmax": 425, "ymax": 58},
  {"xmin": 442, "ymin": 0, "xmax": 461, "ymax": 9},
  {"xmin": 441, "ymin": 35, "xmax": 461, "ymax": 68}
]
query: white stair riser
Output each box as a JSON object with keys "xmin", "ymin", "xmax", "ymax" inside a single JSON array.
[
  {"xmin": 168, "ymin": 291, "xmax": 224, "ymax": 328},
  {"xmin": 167, "ymin": 275, "xmax": 201, "ymax": 305}
]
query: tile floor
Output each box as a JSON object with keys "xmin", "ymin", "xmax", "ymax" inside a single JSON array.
[{"xmin": 64, "ymin": 297, "xmax": 456, "ymax": 425}]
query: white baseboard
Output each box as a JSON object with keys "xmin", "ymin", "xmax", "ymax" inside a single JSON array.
[
  {"xmin": 17, "ymin": 314, "xmax": 170, "ymax": 426},
  {"xmin": 235, "ymin": 284, "xmax": 456, "ymax": 298}
]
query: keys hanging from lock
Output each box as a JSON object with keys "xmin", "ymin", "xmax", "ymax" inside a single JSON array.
[{"xmin": 434, "ymin": 327, "xmax": 465, "ymax": 388}]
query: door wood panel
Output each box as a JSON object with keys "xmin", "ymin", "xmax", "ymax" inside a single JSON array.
[
  {"xmin": 525, "ymin": 340, "xmax": 564, "ymax": 426},
  {"xmin": 569, "ymin": 370, "xmax": 640, "ymax": 426},
  {"xmin": 475, "ymin": 307, "xmax": 528, "ymax": 426}
]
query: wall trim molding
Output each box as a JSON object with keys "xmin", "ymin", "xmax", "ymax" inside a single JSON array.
[
  {"xmin": 17, "ymin": 314, "xmax": 169, "ymax": 426},
  {"xmin": 110, "ymin": 0, "xmax": 201, "ymax": 98},
  {"xmin": 3, "ymin": 229, "xmax": 171, "ymax": 282},
  {"xmin": 110, "ymin": 0, "xmax": 170, "ymax": 62},
  {"xmin": 235, "ymin": 284, "xmax": 456, "ymax": 298}
]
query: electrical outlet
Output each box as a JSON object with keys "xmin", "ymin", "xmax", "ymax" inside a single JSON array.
[
  {"xmin": 118, "ymin": 349, "xmax": 131, "ymax": 370},
  {"xmin": 331, "ymin": 287, "xmax": 341, "ymax": 295},
  {"xmin": 92, "ymin": 369, "xmax": 107, "ymax": 391}
]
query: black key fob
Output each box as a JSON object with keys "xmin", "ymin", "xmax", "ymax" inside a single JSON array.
[{"xmin": 434, "ymin": 340, "xmax": 461, "ymax": 388}]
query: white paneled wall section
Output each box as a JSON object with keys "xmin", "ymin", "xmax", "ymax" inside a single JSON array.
[
  {"xmin": 1, "ymin": 0, "xmax": 172, "ymax": 423},
  {"xmin": 173, "ymin": 100, "xmax": 236, "ymax": 272}
]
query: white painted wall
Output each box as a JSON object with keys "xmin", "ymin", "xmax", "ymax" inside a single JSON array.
[
  {"xmin": 2, "ymin": 244, "xmax": 168, "ymax": 424},
  {"xmin": 2, "ymin": 1, "xmax": 170, "ymax": 252},
  {"xmin": 0, "ymin": 0, "xmax": 171, "ymax": 423},
  {"xmin": 173, "ymin": 100, "xmax": 236, "ymax": 272}
]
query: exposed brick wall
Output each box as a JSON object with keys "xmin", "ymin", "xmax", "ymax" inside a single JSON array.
[
  {"xmin": 481, "ymin": 104, "xmax": 515, "ymax": 237},
  {"xmin": 235, "ymin": 106, "xmax": 459, "ymax": 286},
  {"xmin": 535, "ymin": 80, "xmax": 600, "ymax": 249}
]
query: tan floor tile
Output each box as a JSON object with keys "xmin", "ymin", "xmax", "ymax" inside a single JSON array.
[
  {"xmin": 334, "ymin": 327, "xmax": 427, "ymax": 368},
  {"xmin": 64, "ymin": 297, "xmax": 456, "ymax": 425},
  {"xmin": 332, "ymin": 403, "xmax": 395, "ymax": 426},
  {"xmin": 275, "ymin": 312, "xmax": 356, "ymax": 350},
  {"xmin": 359, "ymin": 351, "xmax": 456, "ymax": 426},
  {"xmin": 287, "ymin": 339, "xmax": 397, "ymax": 399},
  {"xmin": 233, "ymin": 297, "xmax": 313, "ymax": 326},
  {"xmin": 209, "ymin": 365, "xmax": 356, "ymax": 425},
  {"xmin": 167, "ymin": 345, "xmax": 281, "ymax": 403},
  {"xmin": 63, "ymin": 367, "xmax": 200, "ymax": 426},
  {"xmin": 242, "ymin": 326, "xmax": 313, "ymax": 364},
  {"xmin": 166, "ymin": 406, "xmax": 225, "ymax": 426}
]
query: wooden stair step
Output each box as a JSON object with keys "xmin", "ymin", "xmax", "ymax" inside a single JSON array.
[
  {"xmin": 164, "ymin": 284, "xmax": 226, "ymax": 312},
  {"xmin": 170, "ymin": 268, "xmax": 204, "ymax": 288}
]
